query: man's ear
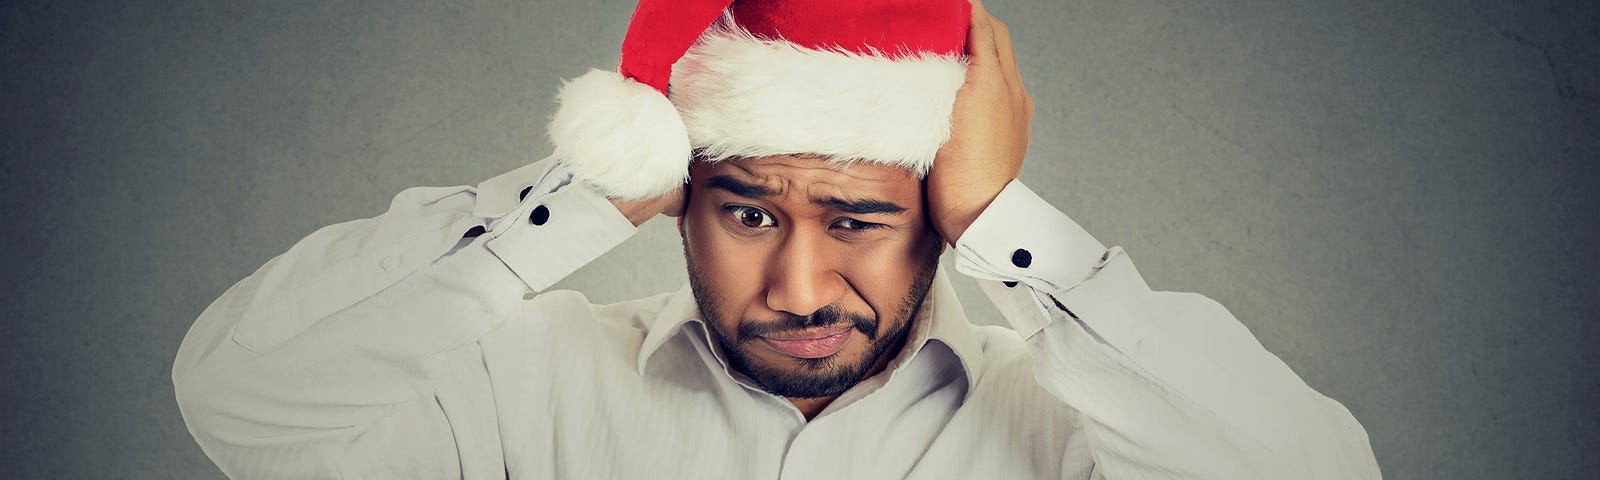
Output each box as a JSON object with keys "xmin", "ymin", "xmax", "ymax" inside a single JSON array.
[{"xmin": 677, "ymin": 179, "xmax": 692, "ymax": 237}]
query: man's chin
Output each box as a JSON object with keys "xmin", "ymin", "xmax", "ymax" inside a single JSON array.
[
  {"xmin": 733, "ymin": 345, "xmax": 876, "ymax": 398},
  {"xmin": 756, "ymin": 347, "xmax": 862, "ymax": 372}
]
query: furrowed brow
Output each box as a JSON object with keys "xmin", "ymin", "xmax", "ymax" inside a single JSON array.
[
  {"xmin": 706, "ymin": 175, "xmax": 777, "ymax": 199},
  {"xmin": 816, "ymin": 197, "xmax": 908, "ymax": 215}
]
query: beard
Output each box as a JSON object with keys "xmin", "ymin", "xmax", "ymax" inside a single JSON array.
[{"xmin": 684, "ymin": 240, "xmax": 942, "ymax": 399}]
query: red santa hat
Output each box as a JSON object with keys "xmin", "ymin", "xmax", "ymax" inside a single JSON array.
[{"xmin": 549, "ymin": 0, "xmax": 972, "ymax": 199}]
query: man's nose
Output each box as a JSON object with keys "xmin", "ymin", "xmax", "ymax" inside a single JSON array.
[{"xmin": 764, "ymin": 229, "xmax": 846, "ymax": 317}]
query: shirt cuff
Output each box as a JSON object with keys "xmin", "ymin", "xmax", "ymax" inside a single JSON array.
[
  {"xmin": 479, "ymin": 159, "xmax": 638, "ymax": 292},
  {"xmin": 953, "ymin": 180, "xmax": 1109, "ymax": 335}
]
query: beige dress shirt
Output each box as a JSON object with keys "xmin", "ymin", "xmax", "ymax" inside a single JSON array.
[{"xmin": 173, "ymin": 157, "xmax": 1380, "ymax": 479}]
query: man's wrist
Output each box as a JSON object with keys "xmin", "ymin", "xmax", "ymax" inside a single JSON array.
[
  {"xmin": 935, "ymin": 202, "xmax": 986, "ymax": 245},
  {"xmin": 610, "ymin": 197, "xmax": 659, "ymax": 227},
  {"xmin": 609, "ymin": 191, "xmax": 684, "ymax": 227},
  {"xmin": 931, "ymin": 183, "xmax": 1008, "ymax": 245}
]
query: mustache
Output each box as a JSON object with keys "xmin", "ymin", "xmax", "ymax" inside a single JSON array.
[{"xmin": 736, "ymin": 305, "xmax": 878, "ymax": 341}]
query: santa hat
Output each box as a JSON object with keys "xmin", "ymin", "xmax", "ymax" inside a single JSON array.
[{"xmin": 549, "ymin": 0, "xmax": 972, "ymax": 199}]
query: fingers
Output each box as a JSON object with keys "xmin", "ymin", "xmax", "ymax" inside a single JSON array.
[
  {"xmin": 990, "ymin": 17, "xmax": 1032, "ymax": 121},
  {"xmin": 966, "ymin": 0, "xmax": 1000, "ymax": 73},
  {"xmin": 966, "ymin": 0, "xmax": 1025, "ymax": 94},
  {"xmin": 989, "ymin": 16, "xmax": 1022, "ymax": 90}
]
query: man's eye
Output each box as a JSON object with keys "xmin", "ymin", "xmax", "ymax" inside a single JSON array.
[
  {"xmin": 726, "ymin": 206, "xmax": 776, "ymax": 228},
  {"xmin": 832, "ymin": 218, "xmax": 883, "ymax": 231}
]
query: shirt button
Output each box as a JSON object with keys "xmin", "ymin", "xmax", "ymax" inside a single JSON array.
[
  {"xmin": 380, "ymin": 255, "xmax": 401, "ymax": 271},
  {"xmin": 519, "ymin": 186, "xmax": 533, "ymax": 201},
  {"xmin": 1011, "ymin": 248, "xmax": 1032, "ymax": 268},
  {"xmin": 529, "ymin": 205, "xmax": 550, "ymax": 226},
  {"xmin": 1003, "ymin": 281, "xmax": 1019, "ymax": 288}
]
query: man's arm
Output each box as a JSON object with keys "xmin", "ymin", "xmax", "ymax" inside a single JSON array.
[
  {"xmin": 932, "ymin": 1, "xmax": 1378, "ymax": 477},
  {"xmin": 172, "ymin": 156, "xmax": 659, "ymax": 478},
  {"xmin": 953, "ymin": 182, "xmax": 1381, "ymax": 478}
]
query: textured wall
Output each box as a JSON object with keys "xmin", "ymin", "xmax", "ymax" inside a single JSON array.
[{"xmin": 2, "ymin": 0, "xmax": 1595, "ymax": 478}]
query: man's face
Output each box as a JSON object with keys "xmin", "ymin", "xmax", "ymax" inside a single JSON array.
[{"xmin": 681, "ymin": 155, "xmax": 944, "ymax": 399}]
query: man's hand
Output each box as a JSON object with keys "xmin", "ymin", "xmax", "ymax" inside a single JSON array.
[
  {"xmin": 610, "ymin": 186, "xmax": 686, "ymax": 227},
  {"xmin": 927, "ymin": 0, "xmax": 1033, "ymax": 245}
]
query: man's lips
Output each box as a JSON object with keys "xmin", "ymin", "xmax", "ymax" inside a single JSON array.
[{"xmin": 759, "ymin": 324, "xmax": 853, "ymax": 359}]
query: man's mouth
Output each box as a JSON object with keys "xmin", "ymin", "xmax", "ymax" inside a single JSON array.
[{"xmin": 759, "ymin": 324, "xmax": 853, "ymax": 359}]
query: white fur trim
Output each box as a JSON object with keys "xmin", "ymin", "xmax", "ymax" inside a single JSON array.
[
  {"xmin": 549, "ymin": 69, "xmax": 691, "ymax": 200},
  {"xmin": 671, "ymin": 23, "xmax": 968, "ymax": 176}
]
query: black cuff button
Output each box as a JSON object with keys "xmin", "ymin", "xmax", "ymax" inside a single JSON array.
[
  {"xmin": 519, "ymin": 186, "xmax": 533, "ymax": 201},
  {"xmin": 529, "ymin": 205, "xmax": 550, "ymax": 226},
  {"xmin": 1011, "ymin": 248, "xmax": 1032, "ymax": 268},
  {"xmin": 1003, "ymin": 281, "xmax": 1019, "ymax": 288}
]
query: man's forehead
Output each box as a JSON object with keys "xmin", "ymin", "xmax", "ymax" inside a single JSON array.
[
  {"xmin": 693, "ymin": 156, "xmax": 923, "ymax": 216},
  {"xmin": 698, "ymin": 155, "xmax": 918, "ymax": 188}
]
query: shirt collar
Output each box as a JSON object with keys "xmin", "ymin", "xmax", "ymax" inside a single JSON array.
[{"xmin": 636, "ymin": 269, "xmax": 987, "ymax": 393}]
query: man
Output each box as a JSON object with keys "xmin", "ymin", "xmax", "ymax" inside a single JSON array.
[{"xmin": 173, "ymin": 0, "xmax": 1381, "ymax": 478}]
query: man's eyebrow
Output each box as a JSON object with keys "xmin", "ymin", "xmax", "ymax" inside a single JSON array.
[
  {"xmin": 706, "ymin": 175, "xmax": 776, "ymax": 199},
  {"xmin": 706, "ymin": 174, "xmax": 905, "ymax": 215},
  {"xmin": 815, "ymin": 197, "xmax": 907, "ymax": 216}
]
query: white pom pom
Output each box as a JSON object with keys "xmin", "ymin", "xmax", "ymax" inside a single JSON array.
[{"xmin": 549, "ymin": 69, "xmax": 691, "ymax": 200}]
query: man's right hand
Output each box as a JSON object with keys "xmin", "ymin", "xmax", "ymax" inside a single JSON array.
[{"xmin": 610, "ymin": 186, "xmax": 686, "ymax": 227}]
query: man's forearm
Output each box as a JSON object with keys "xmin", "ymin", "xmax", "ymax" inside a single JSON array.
[
  {"xmin": 171, "ymin": 156, "xmax": 638, "ymax": 477},
  {"xmin": 955, "ymin": 180, "xmax": 1380, "ymax": 478}
]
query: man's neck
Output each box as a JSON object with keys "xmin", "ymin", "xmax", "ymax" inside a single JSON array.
[{"xmin": 788, "ymin": 397, "xmax": 834, "ymax": 420}]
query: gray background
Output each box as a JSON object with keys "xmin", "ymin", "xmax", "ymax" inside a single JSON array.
[{"xmin": 2, "ymin": 0, "xmax": 1595, "ymax": 478}]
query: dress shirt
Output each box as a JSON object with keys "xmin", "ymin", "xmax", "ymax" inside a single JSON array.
[{"xmin": 173, "ymin": 156, "xmax": 1380, "ymax": 479}]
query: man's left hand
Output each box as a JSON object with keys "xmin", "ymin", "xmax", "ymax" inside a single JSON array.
[{"xmin": 927, "ymin": 0, "xmax": 1032, "ymax": 245}]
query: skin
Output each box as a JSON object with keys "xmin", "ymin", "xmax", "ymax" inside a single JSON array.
[
  {"xmin": 610, "ymin": 0, "xmax": 1032, "ymax": 419},
  {"xmin": 681, "ymin": 157, "xmax": 943, "ymax": 418}
]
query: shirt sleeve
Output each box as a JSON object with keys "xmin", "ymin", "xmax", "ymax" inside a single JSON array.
[
  {"xmin": 953, "ymin": 180, "xmax": 1381, "ymax": 479},
  {"xmin": 171, "ymin": 156, "xmax": 637, "ymax": 479}
]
